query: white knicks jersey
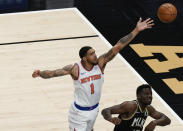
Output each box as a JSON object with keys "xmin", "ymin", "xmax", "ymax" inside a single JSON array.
[{"xmin": 73, "ymin": 61, "xmax": 104, "ymax": 107}]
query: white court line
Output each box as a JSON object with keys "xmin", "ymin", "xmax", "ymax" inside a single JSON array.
[
  {"xmin": 1, "ymin": 7, "xmax": 182, "ymax": 124},
  {"xmin": 0, "ymin": 7, "xmax": 74, "ymax": 16},
  {"xmin": 73, "ymin": 8, "xmax": 183, "ymax": 124}
]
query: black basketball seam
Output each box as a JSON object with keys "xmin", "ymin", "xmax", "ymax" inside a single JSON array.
[{"xmin": 161, "ymin": 4, "xmax": 176, "ymax": 15}]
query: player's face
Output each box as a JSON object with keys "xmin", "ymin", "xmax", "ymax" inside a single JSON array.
[
  {"xmin": 86, "ymin": 48, "xmax": 98, "ymax": 65},
  {"xmin": 139, "ymin": 88, "xmax": 152, "ymax": 106}
]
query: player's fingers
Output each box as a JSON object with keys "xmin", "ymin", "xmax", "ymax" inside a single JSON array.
[
  {"xmin": 32, "ymin": 72, "xmax": 39, "ymax": 78},
  {"xmin": 138, "ymin": 17, "xmax": 142, "ymax": 23},
  {"xmin": 32, "ymin": 74, "xmax": 36, "ymax": 78},
  {"xmin": 147, "ymin": 23, "xmax": 154, "ymax": 27},
  {"xmin": 148, "ymin": 23, "xmax": 155, "ymax": 27},
  {"xmin": 34, "ymin": 70, "xmax": 40, "ymax": 75},
  {"xmin": 144, "ymin": 18, "xmax": 151, "ymax": 23},
  {"xmin": 115, "ymin": 122, "xmax": 120, "ymax": 125},
  {"xmin": 146, "ymin": 26, "xmax": 152, "ymax": 29},
  {"xmin": 117, "ymin": 119, "xmax": 121, "ymax": 124},
  {"xmin": 32, "ymin": 73, "xmax": 37, "ymax": 77},
  {"xmin": 112, "ymin": 119, "xmax": 117, "ymax": 124},
  {"xmin": 114, "ymin": 121, "xmax": 120, "ymax": 125},
  {"xmin": 33, "ymin": 71, "xmax": 37, "ymax": 75},
  {"xmin": 147, "ymin": 20, "xmax": 154, "ymax": 24},
  {"xmin": 32, "ymin": 71, "xmax": 36, "ymax": 75},
  {"xmin": 114, "ymin": 118, "xmax": 121, "ymax": 124},
  {"xmin": 112, "ymin": 121, "xmax": 117, "ymax": 125}
]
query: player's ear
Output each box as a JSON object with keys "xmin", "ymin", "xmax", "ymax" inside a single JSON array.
[
  {"xmin": 83, "ymin": 57, "xmax": 87, "ymax": 62},
  {"xmin": 137, "ymin": 94, "xmax": 141, "ymax": 99}
]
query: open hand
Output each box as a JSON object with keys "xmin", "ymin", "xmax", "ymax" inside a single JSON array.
[{"xmin": 136, "ymin": 18, "xmax": 154, "ymax": 32}]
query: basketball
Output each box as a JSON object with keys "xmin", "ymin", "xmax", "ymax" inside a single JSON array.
[{"xmin": 157, "ymin": 3, "xmax": 177, "ymax": 23}]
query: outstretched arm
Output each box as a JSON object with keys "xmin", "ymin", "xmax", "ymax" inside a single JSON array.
[
  {"xmin": 144, "ymin": 106, "xmax": 171, "ymax": 131},
  {"xmin": 32, "ymin": 64, "xmax": 78, "ymax": 79},
  {"xmin": 98, "ymin": 18, "xmax": 154, "ymax": 71}
]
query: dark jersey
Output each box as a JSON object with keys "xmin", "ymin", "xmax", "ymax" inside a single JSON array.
[{"xmin": 114, "ymin": 100, "xmax": 148, "ymax": 131}]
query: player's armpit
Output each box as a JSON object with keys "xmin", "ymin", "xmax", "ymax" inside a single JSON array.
[
  {"xmin": 70, "ymin": 64, "xmax": 79, "ymax": 80},
  {"xmin": 147, "ymin": 105, "xmax": 171, "ymax": 126}
]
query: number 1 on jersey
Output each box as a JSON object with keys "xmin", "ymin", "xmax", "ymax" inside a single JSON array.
[{"xmin": 90, "ymin": 83, "xmax": 94, "ymax": 94}]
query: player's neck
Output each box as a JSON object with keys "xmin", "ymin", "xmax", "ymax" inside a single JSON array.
[
  {"xmin": 81, "ymin": 60, "xmax": 94, "ymax": 71},
  {"xmin": 138, "ymin": 101, "xmax": 147, "ymax": 112}
]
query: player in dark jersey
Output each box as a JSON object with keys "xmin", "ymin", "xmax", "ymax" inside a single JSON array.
[{"xmin": 101, "ymin": 84, "xmax": 171, "ymax": 131}]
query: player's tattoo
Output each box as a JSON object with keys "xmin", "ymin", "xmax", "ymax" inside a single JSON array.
[
  {"xmin": 40, "ymin": 64, "xmax": 75, "ymax": 79},
  {"xmin": 98, "ymin": 32, "xmax": 134, "ymax": 71},
  {"xmin": 62, "ymin": 64, "xmax": 75, "ymax": 72},
  {"xmin": 103, "ymin": 49, "xmax": 116, "ymax": 62},
  {"xmin": 119, "ymin": 33, "xmax": 133, "ymax": 44},
  {"xmin": 101, "ymin": 33, "xmax": 133, "ymax": 63},
  {"xmin": 39, "ymin": 70, "xmax": 53, "ymax": 78}
]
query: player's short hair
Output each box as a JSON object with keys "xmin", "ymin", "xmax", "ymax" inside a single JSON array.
[
  {"xmin": 79, "ymin": 46, "xmax": 92, "ymax": 59},
  {"xmin": 136, "ymin": 84, "xmax": 151, "ymax": 96}
]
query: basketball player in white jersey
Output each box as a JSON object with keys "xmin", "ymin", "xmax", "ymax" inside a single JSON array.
[{"xmin": 32, "ymin": 18, "xmax": 154, "ymax": 131}]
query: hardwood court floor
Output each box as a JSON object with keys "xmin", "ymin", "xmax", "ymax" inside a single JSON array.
[{"xmin": 0, "ymin": 8, "xmax": 182, "ymax": 131}]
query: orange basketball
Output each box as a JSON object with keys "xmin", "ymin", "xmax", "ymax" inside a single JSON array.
[{"xmin": 157, "ymin": 3, "xmax": 177, "ymax": 23}]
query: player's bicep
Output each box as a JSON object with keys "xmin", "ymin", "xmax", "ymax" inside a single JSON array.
[
  {"xmin": 109, "ymin": 105, "xmax": 126, "ymax": 114},
  {"xmin": 53, "ymin": 64, "xmax": 75, "ymax": 77},
  {"xmin": 109, "ymin": 101, "xmax": 131, "ymax": 114}
]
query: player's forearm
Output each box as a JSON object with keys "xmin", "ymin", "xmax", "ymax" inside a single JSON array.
[
  {"xmin": 98, "ymin": 28, "xmax": 140, "ymax": 64},
  {"xmin": 153, "ymin": 115, "xmax": 171, "ymax": 126},
  {"xmin": 101, "ymin": 108, "xmax": 112, "ymax": 121},
  {"xmin": 116, "ymin": 27, "xmax": 139, "ymax": 51},
  {"xmin": 39, "ymin": 70, "xmax": 55, "ymax": 79}
]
